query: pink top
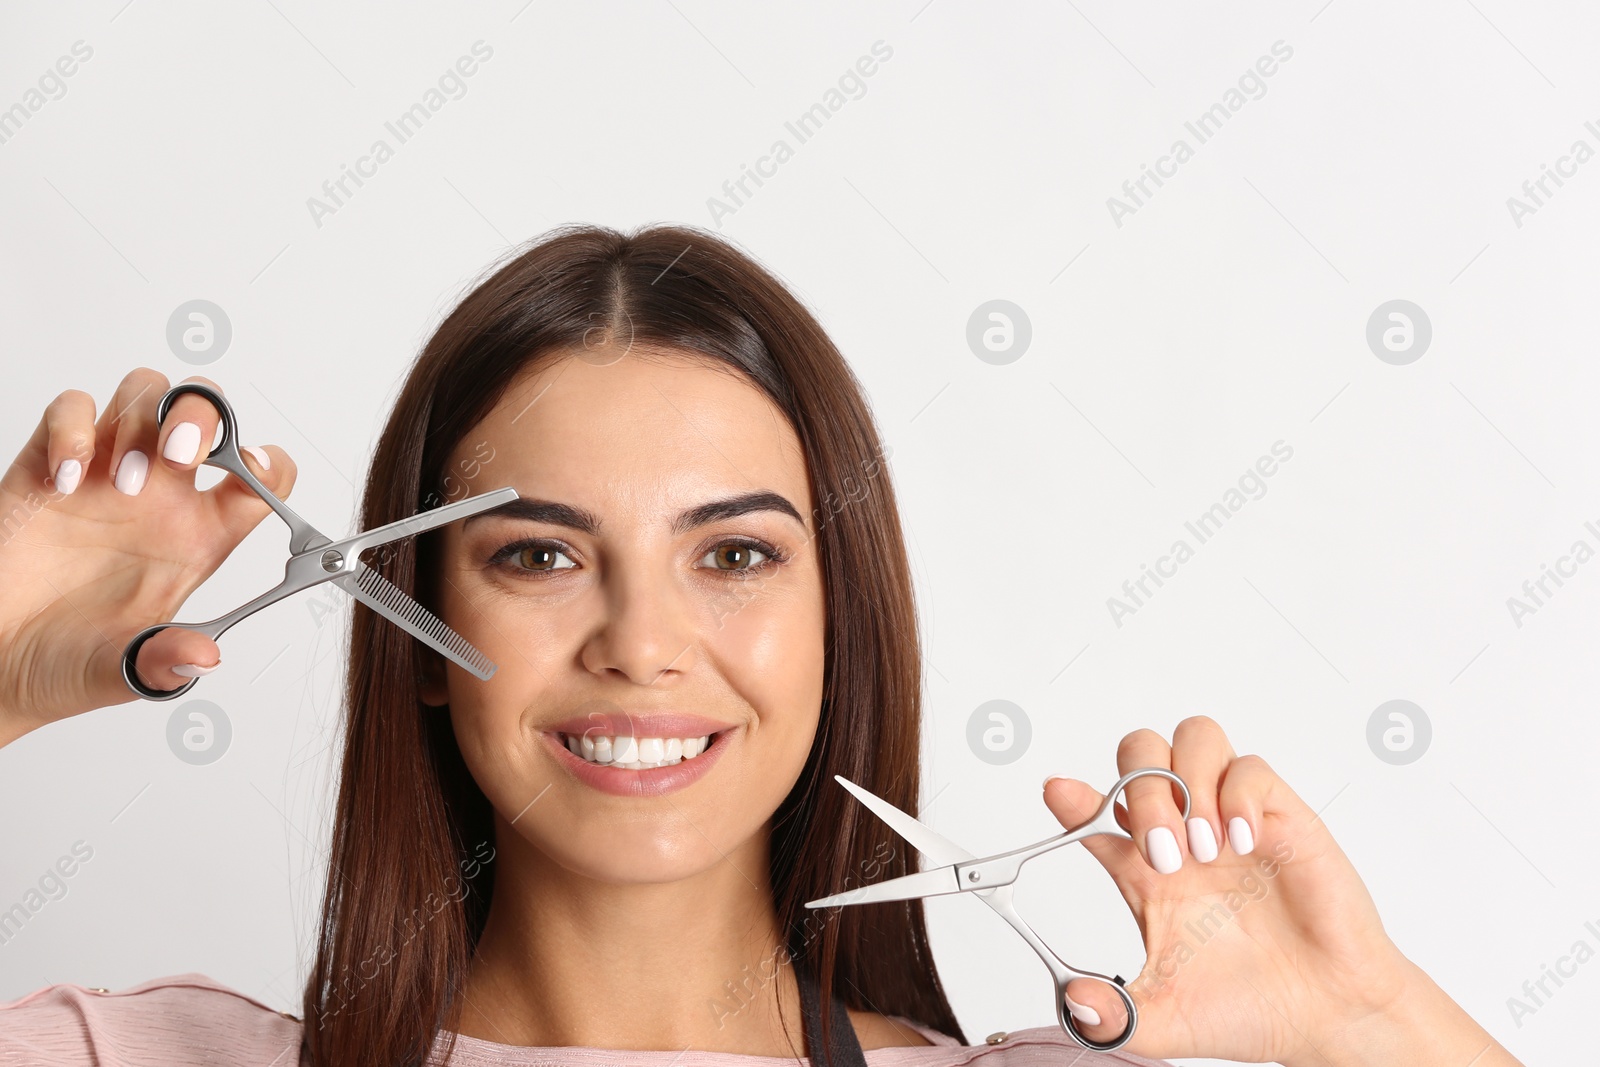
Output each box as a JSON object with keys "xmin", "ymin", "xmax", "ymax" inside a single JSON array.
[{"xmin": 0, "ymin": 973, "xmax": 1175, "ymax": 1067}]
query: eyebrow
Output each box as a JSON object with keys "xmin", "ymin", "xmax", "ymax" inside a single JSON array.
[{"xmin": 460, "ymin": 489, "xmax": 806, "ymax": 536}]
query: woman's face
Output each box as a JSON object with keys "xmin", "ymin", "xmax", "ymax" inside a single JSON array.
[{"xmin": 422, "ymin": 348, "xmax": 826, "ymax": 884}]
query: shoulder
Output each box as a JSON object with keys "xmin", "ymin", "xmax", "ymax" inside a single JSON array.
[
  {"xmin": 0, "ymin": 973, "xmax": 304, "ymax": 1066},
  {"xmin": 848, "ymin": 1008, "xmax": 951, "ymax": 1049},
  {"xmin": 853, "ymin": 1020, "xmax": 1174, "ymax": 1067}
]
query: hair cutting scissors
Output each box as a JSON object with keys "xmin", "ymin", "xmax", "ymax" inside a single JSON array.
[
  {"xmin": 805, "ymin": 767, "xmax": 1190, "ymax": 1052},
  {"xmin": 120, "ymin": 381, "xmax": 518, "ymax": 702}
]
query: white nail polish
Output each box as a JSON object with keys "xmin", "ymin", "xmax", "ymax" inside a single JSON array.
[
  {"xmin": 1065, "ymin": 995, "xmax": 1101, "ymax": 1027},
  {"xmin": 1187, "ymin": 817, "xmax": 1219, "ymax": 863},
  {"xmin": 53, "ymin": 458, "xmax": 82, "ymax": 496},
  {"xmin": 212, "ymin": 422, "xmax": 225, "ymax": 450},
  {"xmin": 243, "ymin": 445, "xmax": 271, "ymax": 471},
  {"xmin": 170, "ymin": 661, "xmax": 221, "ymax": 678},
  {"xmin": 163, "ymin": 422, "xmax": 201, "ymax": 465},
  {"xmin": 1146, "ymin": 826, "xmax": 1183, "ymax": 874},
  {"xmin": 1228, "ymin": 816, "xmax": 1255, "ymax": 855},
  {"xmin": 114, "ymin": 451, "xmax": 149, "ymax": 495}
]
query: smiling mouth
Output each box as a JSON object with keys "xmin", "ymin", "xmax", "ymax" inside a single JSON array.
[{"xmin": 557, "ymin": 731, "xmax": 722, "ymax": 769}]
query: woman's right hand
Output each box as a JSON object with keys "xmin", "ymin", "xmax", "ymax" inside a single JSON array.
[{"xmin": 0, "ymin": 368, "xmax": 297, "ymax": 747}]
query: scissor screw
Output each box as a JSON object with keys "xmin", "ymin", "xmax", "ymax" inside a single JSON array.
[
  {"xmin": 321, "ymin": 549, "xmax": 344, "ymax": 572},
  {"xmin": 967, "ymin": 870, "xmax": 981, "ymax": 883}
]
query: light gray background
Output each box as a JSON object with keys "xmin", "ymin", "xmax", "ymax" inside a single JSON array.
[{"xmin": 1, "ymin": 3, "xmax": 1595, "ymax": 1064}]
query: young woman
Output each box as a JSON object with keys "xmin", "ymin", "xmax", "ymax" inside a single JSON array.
[{"xmin": 0, "ymin": 225, "xmax": 1522, "ymax": 1067}]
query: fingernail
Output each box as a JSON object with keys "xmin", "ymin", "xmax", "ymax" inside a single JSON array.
[
  {"xmin": 212, "ymin": 422, "xmax": 225, "ymax": 450},
  {"xmin": 1065, "ymin": 995, "xmax": 1101, "ymax": 1027},
  {"xmin": 170, "ymin": 661, "xmax": 221, "ymax": 678},
  {"xmin": 162, "ymin": 421, "xmax": 201, "ymax": 465},
  {"xmin": 53, "ymin": 458, "xmax": 82, "ymax": 496},
  {"xmin": 243, "ymin": 445, "xmax": 271, "ymax": 471},
  {"xmin": 1146, "ymin": 825, "xmax": 1183, "ymax": 874},
  {"xmin": 1042, "ymin": 774, "xmax": 1068, "ymax": 791},
  {"xmin": 1228, "ymin": 816, "xmax": 1255, "ymax": 855},
  {"xmin": 114, "ymin": 451, "xmax": 149, "ymax": 495},
  {"xmin": 1187, "ymin": 817, "xmax": 1219, "ymax": 863}
]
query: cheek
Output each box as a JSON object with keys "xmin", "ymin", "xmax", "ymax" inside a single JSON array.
[
  {"xmin": 699, "ymin": 593, "xmax": 825, "ymax": 830},
  {"xmin": 433, "ymin": 551, "xmax": 569, "ymax": 686},
  {"xmin": 429, "ymin": 572, "xmax": 558, "ymax": 773},
  {"xmin": 704, "ymin": 583, "xmax": 826, "ymax": 710}
]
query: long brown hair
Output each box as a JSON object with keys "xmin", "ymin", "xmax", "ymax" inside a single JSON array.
[{"xmin": 298, "ymin": 223, "xmax": 967, "ymax": 1066}]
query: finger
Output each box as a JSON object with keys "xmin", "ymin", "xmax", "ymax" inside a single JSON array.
[
  {"xmin": 131, "ymin": 627, "xmax": 223, "ymax": 691},
  {"xmin": 96, "ymin": 367, "xmax": 169, "ymax": 498},
  {"xmin": 40, "ymin": 389, "xmax": 98, "ymax": 496},
  {"xmin": 1217, "ymin": 753, "xmax": 1302, "ymax": 856},
  {"xmin": 1061, "ymin": 977, "xmax": 1130, "ymax": 1045},
  {"xmin": 155, "ymin": 376, "xmax": 225, "ymax": 473},
  {"xmin": 1116, "ymin": 729, "xmax": 1186, "ymax": 875},
  {"xmin": 1042, "ymin": 777, "xmax": 1144, "ymax": 888},
  {"xmin": 1170, "ymin": 715, "xmax": 1236, "ymax": 864},
  {"xmin": 205, "ymin": 443, "xmax": 297, "ymax": 537}
]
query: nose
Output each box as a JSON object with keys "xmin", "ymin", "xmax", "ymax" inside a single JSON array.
[{"xmin": 578, "ymin": 557, "xmax": 698, "ymax": 686}]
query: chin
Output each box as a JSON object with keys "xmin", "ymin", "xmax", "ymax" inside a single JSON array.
[{"xmin": 534, "ymin": 821, "xmax": 743, "ymax": 886}]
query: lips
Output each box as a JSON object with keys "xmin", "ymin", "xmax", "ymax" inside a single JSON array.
[{"xmin": 543, "ymin": 723, "xmax": 733, "ymax": 798}]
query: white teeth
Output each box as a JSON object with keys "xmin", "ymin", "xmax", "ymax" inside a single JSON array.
[{"xmin": 562, "ymin": 733, "xmax": 714, "ymax": 768}]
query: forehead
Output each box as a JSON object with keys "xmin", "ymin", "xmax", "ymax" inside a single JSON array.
[{"xmin": 456, "ymin": 348, "xmax": 813, "ymax": 524}]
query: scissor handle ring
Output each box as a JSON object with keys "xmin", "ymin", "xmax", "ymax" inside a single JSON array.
[
  {"xmin": 156, "ymin": 381, "xmax": 241, "ymax": 465},
  {"xmin": 121, "ymin": 624, "xmax": 199, "ymax": 702},
  {"xmin": 1057, "ymin": 974, "xmax": 1138, "ymax": 1052},
  {"xmin": 1104, "ymin": 766, "xmax": 1191, "ymax": 826}
]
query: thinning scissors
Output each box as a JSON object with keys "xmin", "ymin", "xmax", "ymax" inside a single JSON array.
[
  {"xmin": 805, "ymin": 767, "xmax": 1190, "ymax": 1052},
  {"xmin": 120, "ymin": 381, "xmax": 519, "ymax": 701}
]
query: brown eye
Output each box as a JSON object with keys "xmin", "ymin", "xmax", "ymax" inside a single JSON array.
[
  {"xmin": 699, "ymin": 540, "xmax": 775, "ymax": 573},
  {"xmin": 507, "ymin": 543, "xmax": 575, "ymax": 572}
]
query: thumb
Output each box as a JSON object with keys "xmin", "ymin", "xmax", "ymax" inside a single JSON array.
[
  {"xmin": 1059, "ymin": 969, "xmax": 1186, "ymax": 1053},
  {"xmin": 83, "ymin": 619, "xmax": 224, "ymax": 711}
]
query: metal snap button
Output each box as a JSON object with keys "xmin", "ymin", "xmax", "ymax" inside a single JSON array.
[{"xmin": 984, "ymin": 1031, "xmax": 1008, "ymax": 1045}]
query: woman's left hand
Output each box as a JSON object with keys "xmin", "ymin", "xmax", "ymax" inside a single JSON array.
[{"xmin": 1041, "ymin": 717, "xmax": 1448, "ymax": 1065}]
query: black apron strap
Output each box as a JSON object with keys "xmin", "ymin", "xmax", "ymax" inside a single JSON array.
[{"xmin": 795, "ymin": 958, "xmax": 869, "ymax": 1067}]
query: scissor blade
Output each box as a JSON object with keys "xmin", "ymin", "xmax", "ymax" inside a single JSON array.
[
  {"xmin": 330, "ymin": 487, "xmax": 520, "ymax": 559},
  {"xmin": 805, "ymin": 866, "xmax": 963, "ymax": 908},
  {"xmin": 335, "ymin": 563, "xmax": 497, "ymax": 680},
  {"xmin": 833, "ymin": 775, "xmax": 977, "ymax": 867}
]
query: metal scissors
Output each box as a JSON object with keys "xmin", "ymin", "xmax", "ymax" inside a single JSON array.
[
  {"xmin": 805, "ymin": 767, "xmax": 1190, "ymax": 1052},
  {"xmin": 120, "ymin": 381, "xmax": 519, "ymax": 701}
]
